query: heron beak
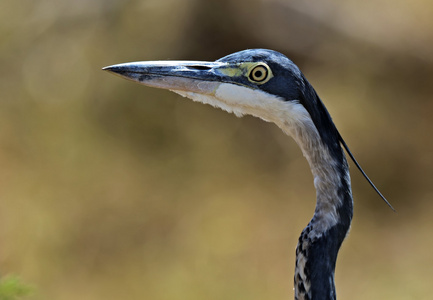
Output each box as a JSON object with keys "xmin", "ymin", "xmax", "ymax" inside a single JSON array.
[{"xmin": 102, "ymin": 61, "xmax": 235, "ymax": 95}]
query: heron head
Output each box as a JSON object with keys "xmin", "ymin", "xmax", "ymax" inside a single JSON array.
[{"xmin": 102, "ymin": 49, "xmax": 312, "ymax": 123}]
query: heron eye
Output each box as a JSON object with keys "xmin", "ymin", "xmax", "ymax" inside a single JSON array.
[{"xmin": 248, "ymin": 64, "xmax": 269, "ymax": 83}]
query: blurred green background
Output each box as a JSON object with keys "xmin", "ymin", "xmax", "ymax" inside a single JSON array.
[{"xmin": 1, "ymin": 0, "xmax": 433, "ymax": 299}]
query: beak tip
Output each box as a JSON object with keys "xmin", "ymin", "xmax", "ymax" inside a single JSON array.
[
  {"xmin": 102, "ymin": 65, "xmax": 113, "ymax": 72},
  {"xmin": 102, "ymin": 65, "xmax": 124, "ymax": 77},
  {"xmin": 102, "ymin": 64, "xmax": 141, "ymax": 82}
]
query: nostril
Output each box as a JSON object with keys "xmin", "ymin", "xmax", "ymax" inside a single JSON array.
[{"xmin": 187, "ymin": 65, "xmax": 212, "ymax": 71}]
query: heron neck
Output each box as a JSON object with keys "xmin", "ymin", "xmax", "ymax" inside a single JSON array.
[
  {"xmin": 280, "ymin": 114, "xmax": 353, "ymax": 300},
  {"xmin": 294, "ymin": 155, "xmax": 352, "ymax": 300}
]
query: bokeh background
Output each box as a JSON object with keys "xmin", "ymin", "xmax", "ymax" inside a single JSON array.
[{"xmin": 1, "ymin": 0, "xmax": 433, "ymax": 299}]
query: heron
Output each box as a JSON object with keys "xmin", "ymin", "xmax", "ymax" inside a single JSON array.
[{"xmin": 103, "ymin": 49, "xmax": 393, "ymax": 300}]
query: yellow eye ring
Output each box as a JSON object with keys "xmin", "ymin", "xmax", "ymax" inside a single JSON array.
[{"xmin": 248, "ymin": 64, "xmax": 271, "ymax": 84}]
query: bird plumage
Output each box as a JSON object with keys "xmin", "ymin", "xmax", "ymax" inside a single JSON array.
[{"xmin": 103, "ymin": 49, "xmax": 389, "ymax": 300}]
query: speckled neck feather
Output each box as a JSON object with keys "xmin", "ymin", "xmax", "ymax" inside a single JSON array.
[
  {"xmin": 283, "ymin": 80, "xmax": 353, "ymax": 300},
  {"xmin": 286, "ymin": 117, "xmax": 353, "ymax": 300}
]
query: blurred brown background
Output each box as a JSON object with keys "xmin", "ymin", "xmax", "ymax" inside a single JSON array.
[{"xmin": 1, "ymin": 0, "xmax": 433, "ymax": 299}]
